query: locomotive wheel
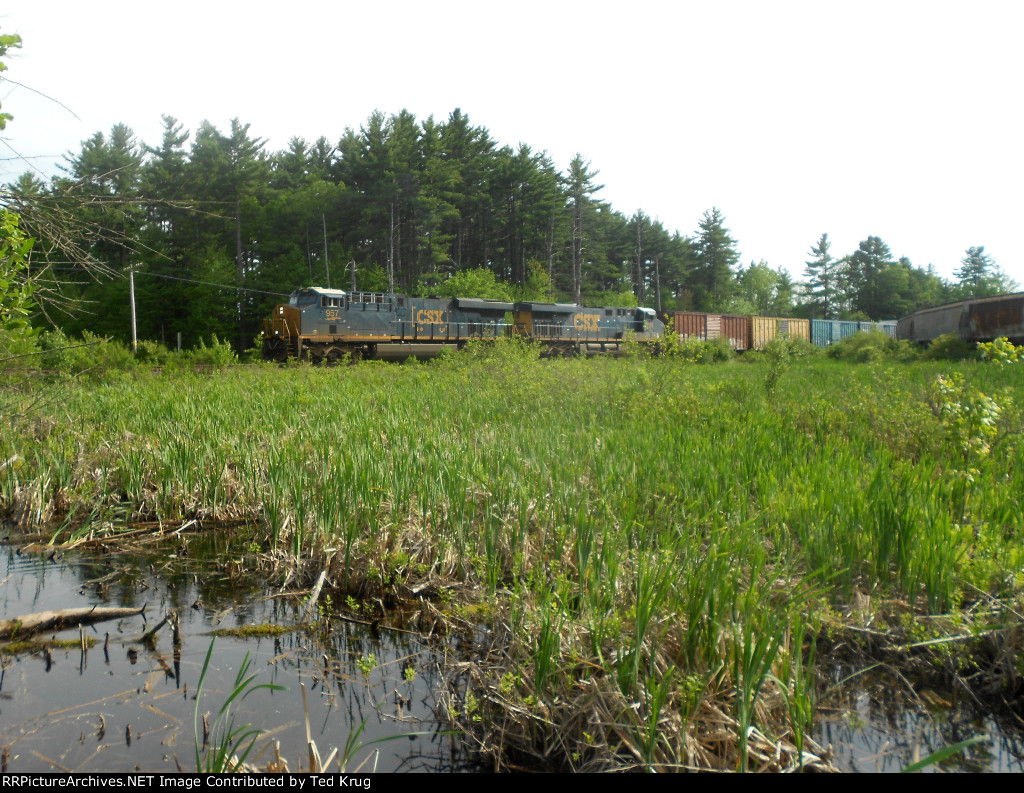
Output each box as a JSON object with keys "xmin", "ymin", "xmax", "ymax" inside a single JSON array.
[
  {"xmin": 326, "ymin": 347, "xmax": 343, "ymax": 363},
  {"xmin": 264, "ymin": 337, "xmax": 288, "ymax": 363},
  {"xmin": 309, "ymin": 347, "xmax": 326, "ymax": 365}
]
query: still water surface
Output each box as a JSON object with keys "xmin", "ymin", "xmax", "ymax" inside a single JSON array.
[
  {"xmin": 4, "ymin": 535, "xmax": 1024, "ymax": 773},
  {"xmin": 0, "ymin": 537, "xmax": 472, "ymax": 773}
]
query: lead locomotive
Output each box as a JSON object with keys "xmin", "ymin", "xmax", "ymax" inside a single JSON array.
[{"xmin": 261, "ymin": 286, "xmax": 663, "ymax": 361}]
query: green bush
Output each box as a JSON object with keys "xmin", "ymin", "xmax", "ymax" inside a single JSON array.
[
  {"xmin": 977, "ymin": 337, "xmax": 1022, "ymax": 364},
  {"xmin": 436, "ymin": 336, "xmax": 542, "ymax": 366},
  {"xmin": 770, "ymin": 334, "xmax": 821, "ymax": 359},
  {"xmin": 656, "ymin": 332, "xmax": 733, "ymax": 363},
  {"xmin": 37, "ymin": 330, "xmax": 138, "ymax": 380},
  {"xmin": 181, "ymin": 335, "xmax": 237, "ymax": 368},
  {"xmin": 826, "ymin": 330, "xmax": 919, "ymax": 363},
  {"xmin": 922, "ymin": 333, "xmax": 975, "ymax": 361},
  {"xmin": 0, "ymin": 327, "xmax": 40, "ymax": 366},
  {"xmin": 134, "ymin": 340, "xmax": 172, "ymax": 366}
]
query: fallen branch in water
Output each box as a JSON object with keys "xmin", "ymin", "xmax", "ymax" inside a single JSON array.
[{"xmin": 0, "ymin": 605, "xmax": 147, "ymax": 639}]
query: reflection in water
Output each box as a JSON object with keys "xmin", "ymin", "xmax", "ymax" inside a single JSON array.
[
  {"xmin": 814, "ymin": 669, "xmax": 1024, "ymax": 772},
  {"xmin": 0, "ymin": 539, "xmax": 475, "ymax": 773}
]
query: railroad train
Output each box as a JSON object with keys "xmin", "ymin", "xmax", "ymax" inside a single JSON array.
[
  {"xmin": 668, "ymin": 292, "xmax": 1024, "ymax": 351},
  {"xmin": 262, "ymin": 286, "xmax": 1024, "ymax": 361},
  {"xmin": 895, "ymin": 292, "xmax": 1024, "ymax": 346},
  {"xmin": 668, "ymin": 311, "xmax": 897, "ymax": 351},
  {"xmin": 261, "ymin": 286, "xmax": 664, "ymax": 361}
]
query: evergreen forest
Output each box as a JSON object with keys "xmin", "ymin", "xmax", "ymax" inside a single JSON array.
[{"xmin": 4, "ymin": 109, "xmax": 1018, "ymax": 352}]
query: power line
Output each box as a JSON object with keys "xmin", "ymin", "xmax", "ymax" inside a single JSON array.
[
  {"xmin": 36, "ymin": 266, "xmax": 292, "ymax": 298},
  {"xmin": 134, "ymin": 270, "xmax": 290, "ymax": 297}
]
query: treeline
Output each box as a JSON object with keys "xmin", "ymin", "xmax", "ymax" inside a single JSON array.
[{"xmin": 6, "ymin": 109, "xmax": 1017, "ymax": 350}]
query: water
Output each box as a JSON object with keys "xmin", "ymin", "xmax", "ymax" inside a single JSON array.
[
  {"xmin": 6, "ymin": 533, "xmax": 1024, "ymax": 773},
  {"xmin": 813, "ymin": 668, "xmax": 1024, "ymax": 772},
  {"xmin": 0, "ymin": 536, "xmax": 474, "ymax": 773}
]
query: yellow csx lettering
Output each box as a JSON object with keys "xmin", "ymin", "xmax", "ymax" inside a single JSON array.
[
  {"xmin": 573, "ymin": 313, "xmax": 601, "ymax": 332},
  {"xmin": 415, "ymin": 309, "xmax": 446, "ymax": 325}
]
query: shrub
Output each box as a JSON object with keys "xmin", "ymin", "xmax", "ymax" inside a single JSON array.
[
  {"xmin": 977, "ymin": 337, "xmax": 1022, "ymax": 365},
  {"xmin": 923, "ymin": 333, "xmax": 974, "ymax": 361},
  {"xmin": 656, "ymin": 332, "xmax": 733, "ymax": 363},
  {"xmin": 134, "ymin": 340, "xmax": 172, "ymax": 366},
  {"xmin": 771, "ymin": 334, "xmax": 821, "ymax": 359},
  {"xmin": 436, "ymin": 336, "xmax": 542, "ymax": 366},
  {"xmin": 826, "ymin": 330, "xmax": 919, "ymax": 363},
  {"xmin": 181, "ymin": 335, "xmax": 237, "ymax": 368},
  {"xmin": 37, "ymin": 330, "xmax": 138, "ymax": 380}
]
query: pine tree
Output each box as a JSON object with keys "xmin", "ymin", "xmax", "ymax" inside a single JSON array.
[
  {"xmin": 954, "ymin": 246, "xmax": 1016, "ymax": 298},
  {"xmin": 803, "ymin": 233, "xmax": 837, "ymax": 318},
  {"xmin": 955, "ymin": 246, "xmax": 993, "ymax": 290},
  {"xmin": 847, "ymin": 236, "xmax": 893, "ymax": 318},
  {"xmin": 564, "ymin": 155, "xmax": 603, "ymax": 305},
  {"xmin": 690, "ymin": 207, "xmax": 739, "ymax": 311}
]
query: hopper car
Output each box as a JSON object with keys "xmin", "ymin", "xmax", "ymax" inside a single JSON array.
[{"xmin": 896, "ymin": 293, "xmax": 1024, "ymax": 346}]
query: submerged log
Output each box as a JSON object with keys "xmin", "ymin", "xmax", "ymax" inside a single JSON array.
[{"xmin": 0, "ymin": 605, "xmax": 146, "ymax": 640}]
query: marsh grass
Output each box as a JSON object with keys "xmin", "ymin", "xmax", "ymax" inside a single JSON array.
[
  {"xmin": 2, "ymin": 351, "xmax": 1023, "ymax": 771},
  {"xmin": 193, "ymin": 639, "xmax": 286, "ymax": 773}
]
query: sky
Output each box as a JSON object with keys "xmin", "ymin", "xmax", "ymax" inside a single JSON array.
[{"xmin": 1, "ymin": 0, "xmax": 1022, "ymax": 289}]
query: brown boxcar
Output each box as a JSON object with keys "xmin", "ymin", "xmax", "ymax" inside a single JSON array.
[
  {"xmin": 673, "ymin": 312, "xmax": 708, "ymax": 340},
  {"xmin": 720, "ymin": 314, "xmax": 751, "ymax": 351}
]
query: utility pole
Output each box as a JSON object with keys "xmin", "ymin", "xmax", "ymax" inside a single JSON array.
[
  {"xmin": 322, "ymin": 213, "xmax": 331, "ymax": 289},
  {"xmin": 128, "ymin": 263, "xmax": 137, "ymax": 354},
  {"xmin": 306, "ymin": 223, "xmax": 313, "ymax": 282},
  {"xmin": 388, "ymin": 202, "xmax": 396, "ymax": 295},
  {"xmin": 654, "ymin": 255, "xmax": 662, "ymax": 311}
]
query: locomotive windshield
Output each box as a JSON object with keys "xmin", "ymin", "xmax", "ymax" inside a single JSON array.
[{"xmin": 289, "ymin": 289, "xmax": 321, "ymax": 307}]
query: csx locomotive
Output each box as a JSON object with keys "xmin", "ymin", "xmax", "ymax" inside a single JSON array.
[{"xmin": 261, "ymin": 286, "xmax": 664, "ymax": 361}]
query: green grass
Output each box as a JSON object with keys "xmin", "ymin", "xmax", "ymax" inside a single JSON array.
[{"xmin": 2, "ymin": 348, "xmax": 1022, "ymax": 771}]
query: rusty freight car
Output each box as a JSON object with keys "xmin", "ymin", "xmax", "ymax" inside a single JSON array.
[{"xmin": 897, "ymin": 292, "xmax": 1024, "ymax": 345}]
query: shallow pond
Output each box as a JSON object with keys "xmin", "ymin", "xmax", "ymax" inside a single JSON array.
[
  {"xmin": 812, "ymin": 666, "xmax": 1024, "ymax": 772},
  {"xmin": 0, "ymin": 535, "xmax": 475, "ymax": 773},
  {"xmin": 4, "ymin": 532, "xmax": 1024, "ymax": 773}
]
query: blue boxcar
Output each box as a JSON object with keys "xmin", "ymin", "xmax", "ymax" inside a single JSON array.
[
  {"xmin": 810, "ymin": 319, "xmax": 896, "ymax": 346},
  {"xmin": 810, "ymin": 320, "xmax": 857, "ymax": 346}
]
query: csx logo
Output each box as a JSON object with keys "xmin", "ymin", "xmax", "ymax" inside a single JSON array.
[
  {"xmin": 573, "ymin": 313, "xmax": 601, "ymax": 331},
  {"xmin": 416, "ymin": 309, "xmax": 446, "ymax": 324}
]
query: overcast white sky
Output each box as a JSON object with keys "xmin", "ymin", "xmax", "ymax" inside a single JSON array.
[{"xmin": 1, "ymin": 0, "xmax": 1022, "ymax": 288}]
